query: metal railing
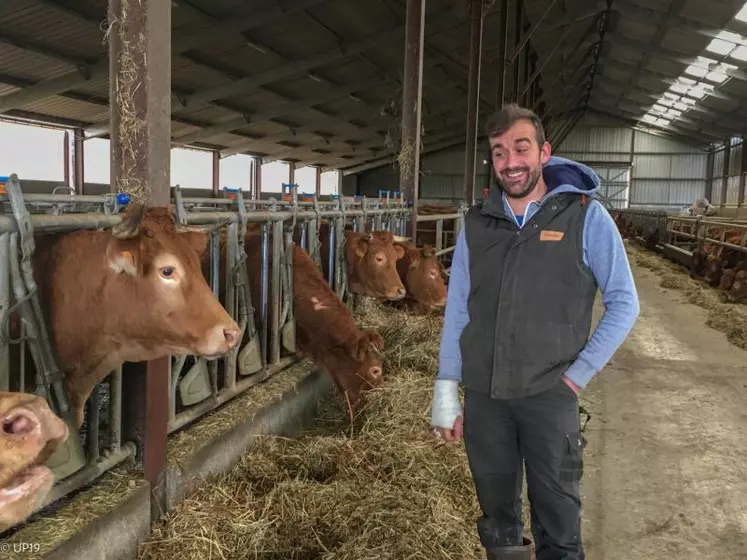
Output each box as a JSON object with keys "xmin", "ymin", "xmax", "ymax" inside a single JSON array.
[
  {"xmin": 611, "ymin": 208, "xmax": 747, "ymax": 258},
  {"xmin": 0, "ymin": 175, "xmax": 465, "ymax": 527}
]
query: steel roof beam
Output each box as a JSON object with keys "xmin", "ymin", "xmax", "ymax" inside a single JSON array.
[
  {"xmin": 606, "ymin": 32, "xmax": 747, "ymax": 82},
  {"xmin": 612, "ymin": 0, "xmax": 747, "ymax": 42},
  {"xmin": 589, "ymin": 98, "xmax": 723, "ymax": 143},
  {"xmin": 0, "ymin": 0, "xmax": 331, "ymax": 113},
  {"xmin": 261, "ymin": 104, "xmax": 466, "ymax": 164},
  {"xmin": 171, "ymin": 74, "xmax": 394, "ymax": 146}
]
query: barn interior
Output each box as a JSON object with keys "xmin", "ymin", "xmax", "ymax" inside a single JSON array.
[{"xmin": 0, "ymin": 0, "xmax": 746, "ymax": 558}]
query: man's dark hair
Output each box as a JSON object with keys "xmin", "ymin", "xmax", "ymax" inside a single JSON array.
[{"xmin": 484, "ymin": 103, "xmax": 545, "ymax": 146}]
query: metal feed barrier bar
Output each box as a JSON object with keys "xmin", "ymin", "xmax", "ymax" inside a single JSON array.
[
  {"xmin": 611, "ymin": 209, "xmax": 747, "ymax": 265},
  {"xmin": 0, "ymin": 174, "xmax": 467, "ymax": 521}
]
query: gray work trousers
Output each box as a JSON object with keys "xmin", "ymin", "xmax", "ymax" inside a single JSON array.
[{"xmin": 463, "ymin": 378, "xmax": 585, "ymax": 560}]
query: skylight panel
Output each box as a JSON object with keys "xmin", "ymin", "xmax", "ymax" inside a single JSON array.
[
  {"xmin": 685, "ymin": 64, "xmax": 708, "ymax": 78},
  {"xmin": 705, "ymin": 71, "xmax": 729, "ymax": 83},
  {"xmin": 730, "ymin": 45, "xmax": 747, "ymax": 60},
  {"xmin": 736, "ymin": 3, "xmax": 747, "ymax": 22},
  {"xmin": 706, "ymin": 37, "xmax": 734, "ymax": 56}
]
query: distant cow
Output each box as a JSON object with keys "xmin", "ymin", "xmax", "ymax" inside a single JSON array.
[
  {"xmin": 316, "ymin": 222, "xmax": 406, "ymax": 301},
  {"xmin": 32, "ymin": 204, "xmax": 241, "ymax": 427},
  {"xmin": 727, "ymin": 270, "xmax": 747, "ymax": 303},
  {"xmin": 241, "ymin": 232, "xmax": 385, "ymax": 410},
  {"xmin": 0, "ymin": 391, "xmax": 68, "ymax": 531},
  {"xmin": 391, "ymin": 237, "xmax": 447, "ymax": 312}
]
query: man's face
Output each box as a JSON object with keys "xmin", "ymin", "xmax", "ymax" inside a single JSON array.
[{"xmin": 489, "ymin": 119, "xmax": 551, "ymax": 199}]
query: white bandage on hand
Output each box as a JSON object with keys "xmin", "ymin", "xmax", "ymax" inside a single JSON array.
[{"xmin": 430, "ymin": 379, "xmax": 462, "ymax": 430}]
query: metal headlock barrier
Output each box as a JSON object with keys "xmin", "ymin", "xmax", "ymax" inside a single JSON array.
[
  {"xmin": 0, "ymin": 174, "xmax": 464, "ymax": 520},
  {"xmin": 609, "ymin": 208, "xmax": 747, "ymax": 265}
]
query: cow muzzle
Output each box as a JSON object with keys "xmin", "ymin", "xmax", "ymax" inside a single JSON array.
[
  {"xmin": 196, "ymin": 322, "xmax": 241, "ymax": 358},
  {"xmin": 0, "ymin": 401, "xmax": 68, "ymax": 529}
]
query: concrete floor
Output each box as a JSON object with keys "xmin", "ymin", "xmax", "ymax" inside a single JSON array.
[{"xmin": 580, "ymin": 254, "xmax": 747, "ymax": 560}]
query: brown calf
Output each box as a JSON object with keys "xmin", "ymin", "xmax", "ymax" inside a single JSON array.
[
  {"xmin": 392, "ymin": 238, "xmax": 448, "ymax": 312},
  {"xmin": 0, "ymin": 391, "xmax": 68, "ymax": 531},
  {"xmin": 316, "ymin": 222, "xmax": 406, "ymax": 300},
  {"xmin": 32, "ymin": 204, "xmax": 241, "ymax": 427},
  {"xmin": 728, "ymin": 270, "xmax": 747, "ymax": 303},
  {"xmin": 241, "ymin": 232, "xmax": 385, "ymax": 409}
]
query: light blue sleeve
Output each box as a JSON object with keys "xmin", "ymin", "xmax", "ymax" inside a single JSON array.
[
  {"xmin": 437, "ymin": 227, "xmax": 470, "ymax": 381},
  {"xmin": 564, "ymin": 200, "xmax": 640, "ymax": 388}
]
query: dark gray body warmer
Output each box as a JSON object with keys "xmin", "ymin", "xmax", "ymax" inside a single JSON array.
[{"xmin": 460, "ymin": 188, "xmax": 598, "ymax": 399}]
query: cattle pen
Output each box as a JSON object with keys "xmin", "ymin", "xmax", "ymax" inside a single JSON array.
[{"xmin": 3, "ymin": 0, "xmax": 747, "ymax": 559}]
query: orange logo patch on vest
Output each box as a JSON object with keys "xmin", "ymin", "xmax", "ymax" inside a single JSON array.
[{"xmin": 540, "ymin": 230, "xmax": 564, "ymax": 242}]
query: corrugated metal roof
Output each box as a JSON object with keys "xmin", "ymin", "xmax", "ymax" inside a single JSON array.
[{"xmin": 4, "ymin": 0, "xmax": 747, "ymax": 172}]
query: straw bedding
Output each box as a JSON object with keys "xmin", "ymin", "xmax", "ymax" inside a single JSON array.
[
  {"xmin": 626, "ymin": 243, "xmax": 747, "ymax": 349},
  {"xmin": 137, "ymin": 298, "xmax": 531, "ymax": 560}
]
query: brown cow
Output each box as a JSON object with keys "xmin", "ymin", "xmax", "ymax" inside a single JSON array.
[
  {"xmin": 728, "ymin": 270, "xmax": 747, "ymax": 303},
  {"xmin": 316, "ymin": 222, "xmax": 406, "ymax": 300},
  {"xmin": 32, "ymin": 204, "xmax": 241, "ymax": 427},
  {"xmin": 391, "ymin": 238, "xmax": 447, "ymax": 312},
  {"xmin": 0, "ymin": 391, "xmax": 68, "ymax": 531},
  {"xmin": 240, "ymin": 232, "xmax": 385, "ymax": 410}
]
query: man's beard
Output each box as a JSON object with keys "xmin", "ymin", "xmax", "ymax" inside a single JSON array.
[{"xmin": 495, "ymin": 165, "xmax": 541, "ymax": 199}]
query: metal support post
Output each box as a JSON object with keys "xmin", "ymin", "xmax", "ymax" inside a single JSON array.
[
  {"xmin": 496, "ymin": 0, "xmax": 509, "ymax": 108},
  {"xmin": 73, "ymin": 128, "xmax": 85, "ymax": 194},
  {"xmin": 739, "ymin": 136, "xmax": 746, "ymax": 208},
  {"xmin": 463, "ymin": 0, "xmax": 484, "ymax": 205},
  {"xmin": 108, "ymin": 0, "xmax": 171, "ymax": 520},
  {"xmin": 512, "ymin": 0, "xmax": 522, "ymax": 101},
  {"xmin": 721, "ymin": 138, "xmax": 731, "ymax": 207},
  {"xmin": 212, "ymin": 150, "xmax": 220, "ymax": 197},
  {"xmin": 400, "ymin": 0, "xmax": 426, "ymax": 242}
]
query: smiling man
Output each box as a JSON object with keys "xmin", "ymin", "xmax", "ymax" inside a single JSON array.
[{"xmin": 430, "ymin": 104, "xmax": 640, "ymax": 560}]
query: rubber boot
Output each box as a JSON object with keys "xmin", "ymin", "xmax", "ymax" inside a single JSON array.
[{"xmin": 485, "ymin": 536, "xmax": 533, "ymax": 559}]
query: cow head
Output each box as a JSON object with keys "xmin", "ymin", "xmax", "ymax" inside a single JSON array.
[
  {"xmin": 703, "ymin": 256, "xmax": 725, "ymax": 287},
  {"xmin": 345, "ymin": 230, "xmax": 406, "ymax": 300},
  {"xmin": 727, "ymin": 270, "xmax": 747, "ymax": 303},
  {"xmin": 0, "ymin": 392, "xmax": 68, "ymax": 532},
  {"xmin": 720, "ymin": 268, "xmax": 736, "ymax": 292},
  {"xmin": 106, "ymin": 204, "xmax": 241, "ymax": 360},
  {"xmin": 396, "ymin": 242, "xmax": 448, "ymax": 310},
  {"xmin": 323, "ymin": 345, "xmax": 384, "ymax": 411}
]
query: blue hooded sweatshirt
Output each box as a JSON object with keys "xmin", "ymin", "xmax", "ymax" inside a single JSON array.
[{"xmin": 437, "ymin": 155, "xmax": 640, "ymax": 389}]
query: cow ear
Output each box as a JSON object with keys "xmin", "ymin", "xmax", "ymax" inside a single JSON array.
[
  {"xmin": 346, "ymin": 231, "xmax": 369, "ymax": 259},
  {"xmin": 106, "ymin": 239, "xmax": 140, "ymax": 275},
  {"xmin": 393, "ymin": 243, "xmax": 405, "ymax": 260},
  {"xmin": 180, "ymin": 231, "xmax": 209, "ymax": 261}
]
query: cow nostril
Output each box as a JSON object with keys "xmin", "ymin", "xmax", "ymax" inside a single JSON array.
[
  {"xmin": 3, "ymin": 411, "xmax": 36, "ymax": 436},
  {"xmin": 397, "ymin": 287, "xmax": 406, "ymax": 296},
  {"xmin": 369, "ymin": 366, "xmax": 382, "ymax": 380},
  {"xmin": 224, "ymin": 328, "xmax": 240, "ymax": 345}
]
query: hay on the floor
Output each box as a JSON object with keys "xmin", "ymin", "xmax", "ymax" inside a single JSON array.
[
  {"xmin": 137, "ymin": 299, "xmax": 508, "ymax": 560},
  {"xmin": 626, "ymin": 243, "xmax": 747, "ymax": 349},
  {"xmin": 1, "ymin": 463, "xmax": 143, "ymax": 560}
]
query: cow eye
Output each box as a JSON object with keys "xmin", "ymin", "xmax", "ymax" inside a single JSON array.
[
  {"xmin": 375, "ymin": 255, "xmax": 385, "ymax": 264},
  {"xmin": 160, "ymin": 267, "xmax": 174, "ymax": 278}
]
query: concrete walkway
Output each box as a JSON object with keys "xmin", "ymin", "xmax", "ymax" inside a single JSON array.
[{"xmin": 581, "ymin": 252, "xmax": 747, "ymax": 559}]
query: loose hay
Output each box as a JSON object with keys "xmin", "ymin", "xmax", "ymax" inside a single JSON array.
[
  {"xmin": 627, "ymin": 243, "xmax": 747, "ymax": 349},
  {"xmin": 137, "ymin": 298, "xmax": 508, "ymax": 560},
  {"xmin": 1, "ymin": 463, "xmax": 143, "ymax": 560}
]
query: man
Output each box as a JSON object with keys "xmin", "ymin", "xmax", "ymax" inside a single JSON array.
[{"xmin": 431, "ymin": 104, "xmax": 640, "ymax": 560}]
